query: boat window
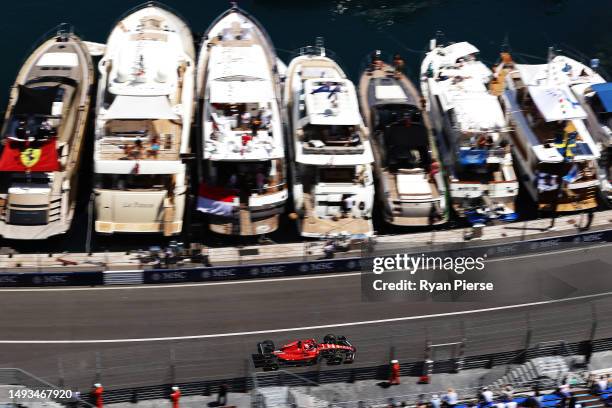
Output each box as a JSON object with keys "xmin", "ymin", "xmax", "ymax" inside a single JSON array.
[
  {"xmin": 10, "ymin": 173, "xmax": 51, "ymax": 185},
  {"xmin": 95, "ymin": 174, "xmax": 171, "ymax": 190},
  {"xmin": 302, "ymin": 124, "xmax": 361, "ymax": 147},
  {"xmin": 208, "ymin": 160, "xmax": 283, "ymax": 194},
  {"xmin": 456, "ymin": 163, "xmax": 502, "ymax": 183},
  {"xmin": 209, "ymin": 102, "xmax": 272, "ymax": 133},
  {"xmin": 318, "ymin": 167, "xmax": 355, "ymax": 183}
]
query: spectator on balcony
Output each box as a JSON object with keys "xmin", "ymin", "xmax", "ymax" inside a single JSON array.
[
  {"xmin": 479, "ymin": 387, "xmax": 494, "ymax": 405},
  {"xmin": 523, "ymin": 391, "xmax": 541, "ymax": 408},
  {"xmin": 416, "ymin": 394, "xmax": 427, "ymax": 408},
  {"xmin": 502, "ymin": 385, "xmax": 514, "ymax": 402},
  {"xmin": 430, "ymin": 394, "xmax": 441, "ymax": 408},
  {"xmin": 444, "ymin": 388, "xmax": 458, "ymax": 408},
  {"xmin": 598, "ymin": 376, "xmax": 609, "ymax": 393}
]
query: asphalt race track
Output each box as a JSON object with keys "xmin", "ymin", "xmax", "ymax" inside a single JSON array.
[{"xmin": 0, "ymin": 244, "xmax": 611, "ymax": 391}]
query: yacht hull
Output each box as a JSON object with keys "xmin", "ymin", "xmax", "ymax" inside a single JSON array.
[{"xmin": 0, "ymin": 31, "xmax": 93, "ymax": 240}]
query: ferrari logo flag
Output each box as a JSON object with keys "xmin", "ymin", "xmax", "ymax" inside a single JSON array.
[
  {"xmin": 0, "ymin": 138, "xmax": 59, "ymax": 172},
  {"xmin": 20, "ymin": 147, "xmax": 42, "ymax": 168}
]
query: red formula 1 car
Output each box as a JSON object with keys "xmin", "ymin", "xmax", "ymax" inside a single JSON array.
[{"xmin": 253, "ymin": 334, "xmax": 356, "ymax": 370}]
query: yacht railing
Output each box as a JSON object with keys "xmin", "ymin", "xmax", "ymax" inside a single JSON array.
[{"xmin": 249, "ymin": 182, "xmax": 286, "ymax": 195}]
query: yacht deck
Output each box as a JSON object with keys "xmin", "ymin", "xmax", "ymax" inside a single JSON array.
[{"xmin": 97, "ymin": 119, "xmax": 181, "ymax": 161}]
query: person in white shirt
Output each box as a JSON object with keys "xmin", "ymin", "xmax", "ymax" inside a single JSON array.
[
  {"xmin": 445, "ymin": 388, "xmax": 458, "ymax": 407},
  {"xmin": 240, "ymin": 111, "xmax": 251, "ymax": 128},
  {"xmin": 481, "ymin": 387, "xmax": 494, "ymax": 404},
  {"xmin": 430, "ymin": 394, "xmax": 441, "ymax": 408},
  {"xmin": 598, "ymin": 376, "xmax": 608, "ymax": 393}
]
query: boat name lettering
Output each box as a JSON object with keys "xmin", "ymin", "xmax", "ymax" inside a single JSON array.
[{"xmin": 122, "ymin": 202, "xmax": 155, "ymax": 208}]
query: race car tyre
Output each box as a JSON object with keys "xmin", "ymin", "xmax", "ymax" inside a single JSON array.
[
  {"xmin": 323, "ymin": 334, "xmax": 337, "ymax": 344},
  {"xmin": 260, "ymin": 340, "xmax": 275, "ymax": 354},
  {"xmin": 327, "ymin": 351, "xmax": 344, "ymax": 365}
]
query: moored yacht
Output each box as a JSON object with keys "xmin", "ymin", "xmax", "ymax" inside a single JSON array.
[
  {"xmin": 285, "ymin": 45, "xmax": 375, "ymax": 238},
  {"xmin": 0, "ymin": 27, "xmax": 93, "ymax": 239},
  {"xmin": 497, "ymin": 52, "xmax": 601, "ymax": 212},
  {"xmin": 359, "ymin": 53, "xmax": 448, "ymax": 227},
  {"xmin": 552, "ymin": 56, "xmax": 611, "ymax": 204},
  {"xmin": 420, "ymin": 40, "xmax": 519, "ymax": 223},
  {"xmin": 94, "ymin": 3, "xmax": 195, "ymax": 236},
  {"xmin": 196, "ymin": 6, "xmax": 287, "ymax": 236}
]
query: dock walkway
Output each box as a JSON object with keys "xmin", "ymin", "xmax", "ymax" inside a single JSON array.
[{"xmin": 0, "ymin": 210, "xmax": 610, "ymax": 271}]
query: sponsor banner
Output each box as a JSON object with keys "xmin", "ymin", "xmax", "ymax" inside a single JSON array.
[
  {"xmin": 143, "ymin": 258, "xmax": 363, "ymax": 284},
  {"xmin": 0, "ymin": 271, "xmax": 103, "ymax": 287}
]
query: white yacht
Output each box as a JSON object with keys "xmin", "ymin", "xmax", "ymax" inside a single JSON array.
[
  {"xmin": 0, "ymin": 27, "xmax": 93, "ymax": 239},
  {"xmin": 359, "ymin": 56, "xmax": 448, "ymax": 227},
  {"xmin": 420, "ymin": 40, "xmax": 518, "ymax": 223},
  {"xmin": 553, "ymin": 56, "xmax": 611, "ymax": 204},
  {"xmin": 285, "ymin": 45, "xmax": 375, "ymax": 238},
  {"xmin": 498, "ymin": 52, "xmax": 601, "ymax": 212},
  {"xmin": 196, "ymin": 6, "xmax": 287, "ymax": 236},
  {"xmin": 94, "ymin": 3, "xmax": 195, "ymax": 236}
]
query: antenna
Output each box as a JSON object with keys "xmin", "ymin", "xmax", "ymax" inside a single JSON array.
[
  {"xmin": 546, "ymin": 46, "xmax": 554, "ymax": 87},
  {"xmin": 315, "ymin": 36, "xmax": 325, "ymax": 57},
  {"xmin": 501, "ymin": 33, "xmax": 511, "ymax": 54},
  {"xmin": 230, "ymin": 1, "xmax": 238, "ymax": 9}
]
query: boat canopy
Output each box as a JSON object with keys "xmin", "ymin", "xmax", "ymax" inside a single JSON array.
[
  {"xmin": 209, "ymin": 78, "xmax": 272, "ymax": 103},
  {"xmin": 105, "ymin": 95, "xmax": 179, "ymax": 120},
  {"xmin": 452, "ymin": 94, "xmax": 506, "ymax": 132},
  {"xmin": 591, "ymin": 82, "xmax": 612, "ymax": 113},
  {"xmin": 304, "ymin": 79, "xmax": 361, "ymax": 126},
  {"xmin": 440, "ymin": 42, "xmax": 480, "ymax": 65},
  {"xmin": 14, "ymin": 85, "xmax": 59, "ymax": 116},
  {"xmin": 527, "ymin": 85, "xmax": 587, "ymax": 122}
]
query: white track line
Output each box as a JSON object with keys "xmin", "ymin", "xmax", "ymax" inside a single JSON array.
[
  {"xmin": 0, "ymin": 291, "xmax": 610, "ymax": 344},
  {"xmin": 0, "ymin": 242, "xmax": 609, "ymax": 292}
]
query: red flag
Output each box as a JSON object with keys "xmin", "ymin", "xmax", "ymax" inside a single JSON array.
[
  {"xmin": 198, "ymin": 183, "xmax": 237, "ymax": 202},
  {"xmin": 0, "ymin": 138, "xmax": 60, "ymax": 172}
]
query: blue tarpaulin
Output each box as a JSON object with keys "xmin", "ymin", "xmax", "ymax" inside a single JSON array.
[
  {"xmin": 592, "ymin": 82, "xmax": 612, "ymax": 112},
  {"xmin": 459, "ymin": 149, "xmax": 488, "ymax": 165}
]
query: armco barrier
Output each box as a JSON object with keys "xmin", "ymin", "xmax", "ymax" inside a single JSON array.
[
  {"xmin": 142, "ymin": 258, "xmax": 362, "ymax": 284},
  {"xmin": 1, "ymin": 228, "xmax": 611, "ymax": 287},
  {"xmin": 0, "ymin": 270, "xmax": 103, "ymax": 287}
]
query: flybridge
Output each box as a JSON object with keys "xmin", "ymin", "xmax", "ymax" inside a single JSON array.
[{"xmin": 303, "ymin": 79, "xmax": 362, "ymax": 126}]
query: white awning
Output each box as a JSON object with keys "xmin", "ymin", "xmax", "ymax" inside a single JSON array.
[
  {"xmin": 105, "ymin": 95, "xmax": 179, "ymax": 120},
  {"xmin": 442, "ymin": 42, "xmax": 480, "ymax": 64},
  {"xmin": 209, "ymin": 79, "xmax": 272, "ymax": 103},
  {"xmin": 37, "ymin": 52, "xmax": 79, "ymax": 67},
  {"xmin": 516, "ymin": 64, "xmax": 548, "ymax": 86},
  {"xmin": 375, "ymin": 85, "xmax": 407, "ymax": 100},
  {"xmin": 528, "ymin": 85, "xmax": 587, "ymax": 122}
]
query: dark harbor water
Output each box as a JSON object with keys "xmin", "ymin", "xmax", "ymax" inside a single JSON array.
[{"xmin": 0, "ymin": 0, "xmax": 610, "ymax": 252}]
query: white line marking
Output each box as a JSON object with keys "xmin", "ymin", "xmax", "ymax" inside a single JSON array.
[
  {"xmin": 0, "ymin": 242, "xmax": 608, "ymax": 292},
  {"xmin": 0, "ymin": 291, "xmax": 610, "ymax": 344}
]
